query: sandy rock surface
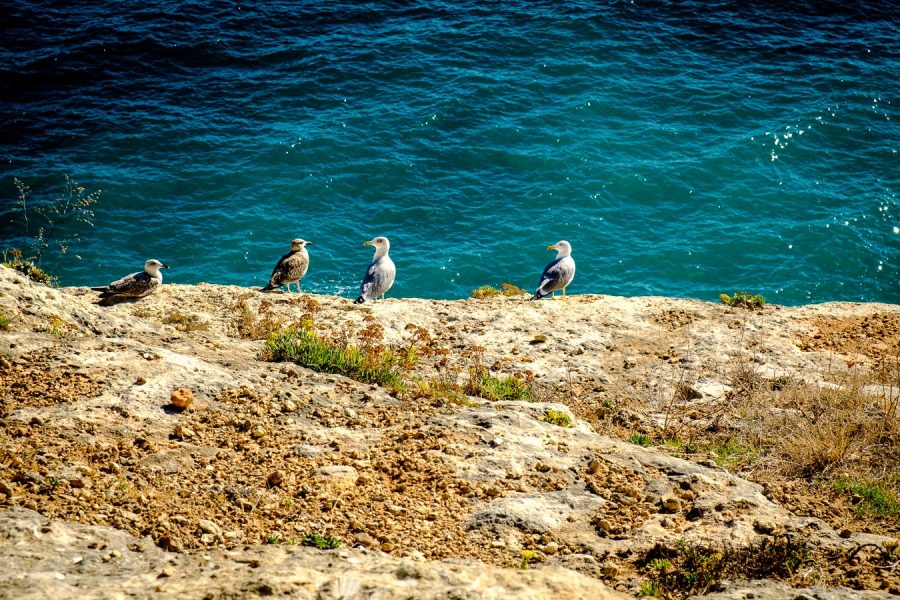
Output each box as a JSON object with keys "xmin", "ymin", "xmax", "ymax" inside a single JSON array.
[{"xmin": 1, "ymin": 265, "xmax": 898, "ymax": 598}]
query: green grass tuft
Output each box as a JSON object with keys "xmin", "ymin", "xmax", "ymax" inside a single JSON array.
[
  {"xmin": 718, "ymin": 290, "xmax": 765, "ymax": 309},
  {"xmin": 540, "ymin": 409, "xmax": 573, "ymax": 427},
  {"xmin": 2, "ymin": 249, "xmax": 56, "ymax": 285},
  {"xmin": 301, "ymin": 533, "xmax": 341, "ymax": 549},
  {"xmin": 261, "ymin": 327, "xmax": 408, "ymax": 389},
  {"xmin": 0, "ymin": 312, "xmax": 11, "ymax": 331},
  {"xmin": 465, "ymin": 368, "xmax": 533, "ymax": 402},
  {"xmin": 834, "ymin": 479, "xmax": 900, "ymax": 521},
  {"xmin": 630, "ymin": 433, "xmax": 653, "ymax": 447}
]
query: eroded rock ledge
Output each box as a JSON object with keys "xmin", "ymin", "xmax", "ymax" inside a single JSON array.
[{"xmin": 0, "ymin": 265, "xmax": 898, "ymax": 598}]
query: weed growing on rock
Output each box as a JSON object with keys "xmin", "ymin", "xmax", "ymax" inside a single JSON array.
[
  {"xmin": 506, "ymin": 550, "xmax": 539, "ymax": 570},
  {"xmin": 471, "ymin": 283, "xmax": 527, "ymax": 299},
  {"xmin": 834, "ymin": 479, "xmax": 900, "ymax": 521},
  {"xmin": 3, "ymin": 176, "xmax": 100, "ymax": 283},
  {"xmin": 540, "ymin": 409, "xmax": 572, "ymax": 427},
  {"xmin": 464, "ymin": 367, "xmax": 533, "ymax": 401},
  {"xmin": 301, "ymin": 533, "xmax": 341, "ymax": 550},
  {"xmin": 261, "ymin": 327, "xmax": 411, "ymax": 389},
  {"xmin": 718, "ymin": 290, "xmax": 765, "ymax": 309},
  {"xmin": 233, "ymin": 295, "xmax": 285, "ymax": 339},
  {"xmin": 163, "ymin": 312, "xmax": 210, "ymax": 332},
  {"xmin": 630, "ymin": 433, "xmax": 652, "ymax": 446},
  {"xmin": 0, "ymin": 312, "xmax": 11, "ymax": 331},
  {"xmin": 2, "ymin": 249, "xmax": 55, "ymax": 285},
  {"xmin": 640, "ymin": 536, "xmax": 810, "ymax": 598}
]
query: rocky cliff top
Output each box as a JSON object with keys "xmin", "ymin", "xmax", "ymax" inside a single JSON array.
[{"xmin": 1, "ymin": 265, "xmax": 898, "ymax": 598}]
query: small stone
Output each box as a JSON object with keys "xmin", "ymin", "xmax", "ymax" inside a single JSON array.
[
  {"xmin": 661, "ymin": 497, "xmax": 681, "ymax": 513},
  {"xmin": 839, "ymin": 528, "xmax": 852, "ymax": 539},
  {"xmin": 267, "ymin": 471, "xmax": 284, "ymax": 487},
  {"xmin": 381, "ymin": 542, "xmax": 395, "ymax": 552},
  {"xmin": 601, "ymin": 564, "xmax": 618, "ymax": 578},
  {"xmin": 135, "ymin": 377, "xmax": 147, "ymax": 386},
  {"xmin": 353, "ymin": 533, "xmax": 378, "ymax": 548},
  {"xmin": 250, "ymin": 427, "xmax": 266, "ymax": 439},
  {"xmin": 198, "ymin": 519, "xmax": 221, "ymax": 537},
  {"xmin": 596, "ymin": 519, "xmax": 614, "ymax": 532},
  {"xmin": 283, "ymin": 400, "xmax": 297, "ymax": 412},
  {"xmin": 543, "ymin": 541, "xmax": 559, "ymax": 555},
  {"xmin": 170, "ymin": 388, "xmax": 193, "ymax": 409},
  {"xmin": 173, "ymin": 425, "xmax": 195, "ymax": 440},
  {"xmin": 587, "ymin": 459, "xmax": 603, "ymax": 475},
  {"xmin": 753, "ymin": 519, "xmax": 777, "ymax": 535},
  {"xmin": 686, "ymin": 506, "xmax": 704, "ymax": 521},
  {"xmin": 315, "ymin": 465, "xmax": 359, "ymax": 492}
]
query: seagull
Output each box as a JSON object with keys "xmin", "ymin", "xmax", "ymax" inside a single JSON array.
[
  {"xmin": 530, "ymin": 240, "xmax": 575, "ymax": 300},
  {"xmin": 260, "ymin": 238, "xmax": 311, "ymax": 293},
  {"xmin": 354, "ymin": 236, "xmax": 395, "ymax": 304},
  {"xmin": 92, "ymin": 259, "xmax": 168, "ymax": 304}
]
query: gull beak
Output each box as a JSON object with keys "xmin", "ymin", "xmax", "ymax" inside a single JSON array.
[
  {"xmin": 161, "ymin": 263, "xmax": 170, "ymax": 269},
  {"xmin": 363, "ymin": 241, "xmax": 373, "ymax": 247},
  {"xmin": 547, "ymin": 245, "xmax": 557, "ymax": 251},
  {"xmin": 305, "ymin": 241, "xmax": 312, "ymax": 245}
]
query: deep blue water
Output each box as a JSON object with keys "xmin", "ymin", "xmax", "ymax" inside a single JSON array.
[{"xmin": 1, "ymin": 1, "xmax": 898, "ymax": 304}]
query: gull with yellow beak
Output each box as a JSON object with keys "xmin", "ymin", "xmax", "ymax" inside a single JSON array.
[
  {"xmin": 354, "ymin": 236, "xmax": 395, "ymax": 304},
  {"xmin": 530, "ymin": 240, "xmax": 575, "ymax": 300}
]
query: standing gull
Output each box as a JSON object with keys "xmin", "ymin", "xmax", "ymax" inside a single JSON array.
[
  {"xmin": 92, "ymin": 259, "xmax": 169, "ymax": 304},
  {"xmin": 530, "ymin": 240, "xmax": 575, "ymax": 300},
  {"xmin": 354, "ymin": 236, "xmax": 395, "ymax": 304},
  {"xmin": 261, "ymin": 238, "xmax": 311, "ymax": 293}
]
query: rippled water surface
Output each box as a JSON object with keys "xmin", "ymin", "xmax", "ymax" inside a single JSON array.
[{"xmin": 1, "ymin": 1, "xmax": 898, "ymax": 303}]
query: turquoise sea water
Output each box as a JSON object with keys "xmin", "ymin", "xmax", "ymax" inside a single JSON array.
[{"xmin": 1, "ymin": 1, "xmax": 898, "ymax": 304}]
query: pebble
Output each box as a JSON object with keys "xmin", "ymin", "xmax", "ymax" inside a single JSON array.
[
  {"xmin": 596, "ymin": 519, "xmax": 613, "ymax": 532},
  {"xmin": 267, "ymin": 471, "xmax": 284, "ymax": 487},
  {"xmin": 661, "ymin": 497, "xmax": 681, "ymax": 513},
  {"xmin": 170, "ymin": 388, "xmax": 193, "ymax": 409},
  {"xmin": 198, "ymin": 519, "xmax": 222, "ymax": 537},
  {"xmin": 173, "ymin": 425, "xmax": 195, "ymax": 440}
]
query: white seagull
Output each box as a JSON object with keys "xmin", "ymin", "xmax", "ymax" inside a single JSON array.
[
  {"xmin": 354, "ymin": 236, "xmax": 395, "ymax": 304},
  {"xmin": 92, "ymin": 259, "xmax": 169, "ymax": 304},
  {"xmin": 530, "ymin": 240, "xmax": 575, "ymax": 300}
]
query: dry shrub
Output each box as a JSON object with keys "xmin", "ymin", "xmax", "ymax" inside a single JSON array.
[
  {"xmin": 733, "ymin": 367, "xmax": 899, "ymax": 483},
  {"xmin": 233, "ymin": 295, "xmax": 285, "ymax": 340}
]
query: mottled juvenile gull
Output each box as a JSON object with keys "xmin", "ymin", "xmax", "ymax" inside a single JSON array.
[
  {"xmin": 260, "ymin": 238, "xmax": 311, "ymax": 293},
  {"xmin": 92, "ymin": 259, "xmax": 168, "ymax": 304},
  {"xmin": 354, "ymin": 236, "xmax": 395, "ymax": 304},
  {"xmin": 530, "ymin": 240, "xmax": 575, "ymax": 300}
]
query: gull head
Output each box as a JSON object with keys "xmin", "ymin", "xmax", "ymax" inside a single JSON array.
[
  {"xmin": 363, "ymin": 236, "xmax": 390, "ymax": 254},
  {"xmin": 144, "ymin": 259, "xmax": 169, "ymax": 275},
  {"xmin": 547, "ymin": 240, "xmax": 572, "ymax": 257},
  {"xmin": 291, "ymin": 238, "xmax": 312, "ymax": 251}
]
